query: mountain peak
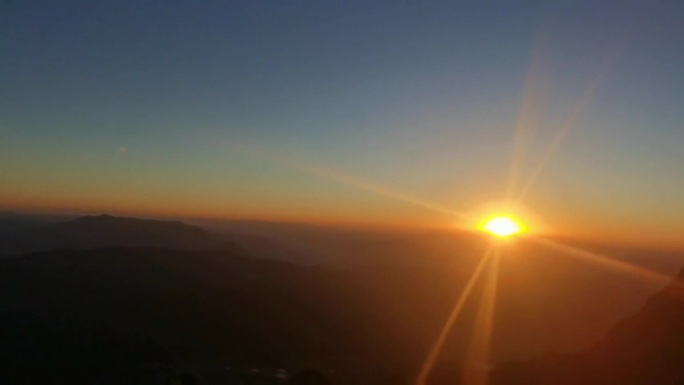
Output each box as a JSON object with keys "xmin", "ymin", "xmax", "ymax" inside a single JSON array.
[
  {"xmin": 68, "ymin": 214, "xmax": 186, "ymax": 226},
  {"xmin": 0, "ymin": 215, "xmax": 227, "ymax": 256}
]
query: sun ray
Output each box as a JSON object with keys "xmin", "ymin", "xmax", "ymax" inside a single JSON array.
[
  {"xmin": 415, "ymin": 244, "xmax": 498, "ymax": 385},
  {"xmin": 525, "ymin": 236, "xmax": 677, "ymax": 290},
  {"xmin": 462, "ymin": 249, "xmax": 501, "ymax": 385},
  {"xmin": 235, "ymin": 143, "xmax": 471, "ymax": 220},
  {"xmin": 506, "ymin": 47, "xmax": 546, "ymax": 202},
  {"xmin": 301, "ymin": 163, "xmax": 470, "ymax": 220},
  {"xmin": 515, "ymin": 47, "xmax": 623, "ymax": 204}
]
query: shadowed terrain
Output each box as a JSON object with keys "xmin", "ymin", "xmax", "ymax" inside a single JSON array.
[
  {"xmin": 493, "ymin": 266, "xmax": 684, "ymax": 385},
  {"xmin": 1, "ymin": 215, "xmax": 683, "ymax": 383}
]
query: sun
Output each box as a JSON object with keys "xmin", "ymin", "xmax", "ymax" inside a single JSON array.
[{"xmin": 480, "ymin": 215, "xmax": 523, "ymax": 238}]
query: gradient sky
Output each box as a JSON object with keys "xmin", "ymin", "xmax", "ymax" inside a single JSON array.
[{"xmin": 3, "ymin": 1, "xmax": 684, "ymax": 246}]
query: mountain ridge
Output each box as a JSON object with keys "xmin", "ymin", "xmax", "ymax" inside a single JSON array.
[
  {"xmin": 493, "ymin": 267, "xmax": 684, "ymax": 385},
  {"xmin": 0, "ymin": 214, "xmax": 228, "ymax": 256}
]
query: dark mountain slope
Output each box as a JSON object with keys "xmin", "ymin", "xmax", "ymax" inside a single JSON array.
[
  {"xmin": 2, "ymin": 246, "xmax": 488, "ymax": 382},
  {"xmin": 2, "ymin": 243, "xmax": 683, "ymax": 383},
  {"xmin": 494, "ymin": 267, "xmax": 684, "ymax": 385},
  {"xmin": 0, "ymin": 214, "xmax": 227, "ymax": 256},
  {"xmin": 0, "ymin": 211, "xmax": 73, "ymax": 234},
  {"xmin": 0, "ymin": 247, "xmax": 367, "ymax": 382}
]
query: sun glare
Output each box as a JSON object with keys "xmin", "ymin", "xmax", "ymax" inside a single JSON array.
[{"xmin": 481, "ymin": 216, "xmax": 523, "ymax": 237}]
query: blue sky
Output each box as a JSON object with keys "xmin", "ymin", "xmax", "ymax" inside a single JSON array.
[{"xmin": 2, "ymin": 1, "xmax": 684, "ymax": 244}]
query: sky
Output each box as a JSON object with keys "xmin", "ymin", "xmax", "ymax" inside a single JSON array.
[{"xmin": 2, "ymin": 1, "xmax": 684, "ymax": 247}]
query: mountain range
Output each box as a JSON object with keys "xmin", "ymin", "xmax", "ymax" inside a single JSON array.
[
  {"xmin": 1, "ymin": 214, "xmax": 683, "ymax": 383},
  {"xmin": 0, "ymin": 214, "xmax": 228, "ymax": 256}
]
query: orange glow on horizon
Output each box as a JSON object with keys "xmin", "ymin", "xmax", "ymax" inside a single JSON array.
[{"xmin": 2, "ymin": 195, "xmax": 684, "ymax": 250}]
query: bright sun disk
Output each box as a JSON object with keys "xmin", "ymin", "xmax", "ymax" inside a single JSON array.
[{"xmin": 481, "ymin": 216, "xmax": 523, "ymax": 237}]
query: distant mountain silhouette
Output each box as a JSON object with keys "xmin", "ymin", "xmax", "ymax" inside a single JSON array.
[
  {"xmin": 0, "ymin": 214, "xmax": 228, "ymax": 256},
  {"xmin": 0, "ymin": 211, "xmax": 72, "ymax": 234},
  {"xmin": 493, "ymin": 267, "xmax": 684, "ymax": 385}
]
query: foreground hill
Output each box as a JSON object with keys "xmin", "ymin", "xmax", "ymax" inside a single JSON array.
[
  {"xmin": 0, "ymin": 214, "xmax": 227, "ymax": 256},
  {"xmin": 493, "ymin": 267, "xmax": 684, "ymax": 385},
  {"xmin": 2, "ymin": 242, "xmax": 683, "ymax": 383},
  {"xmin": 0, "ymin": 247, "xmax": 356, "ymax": 382}
]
